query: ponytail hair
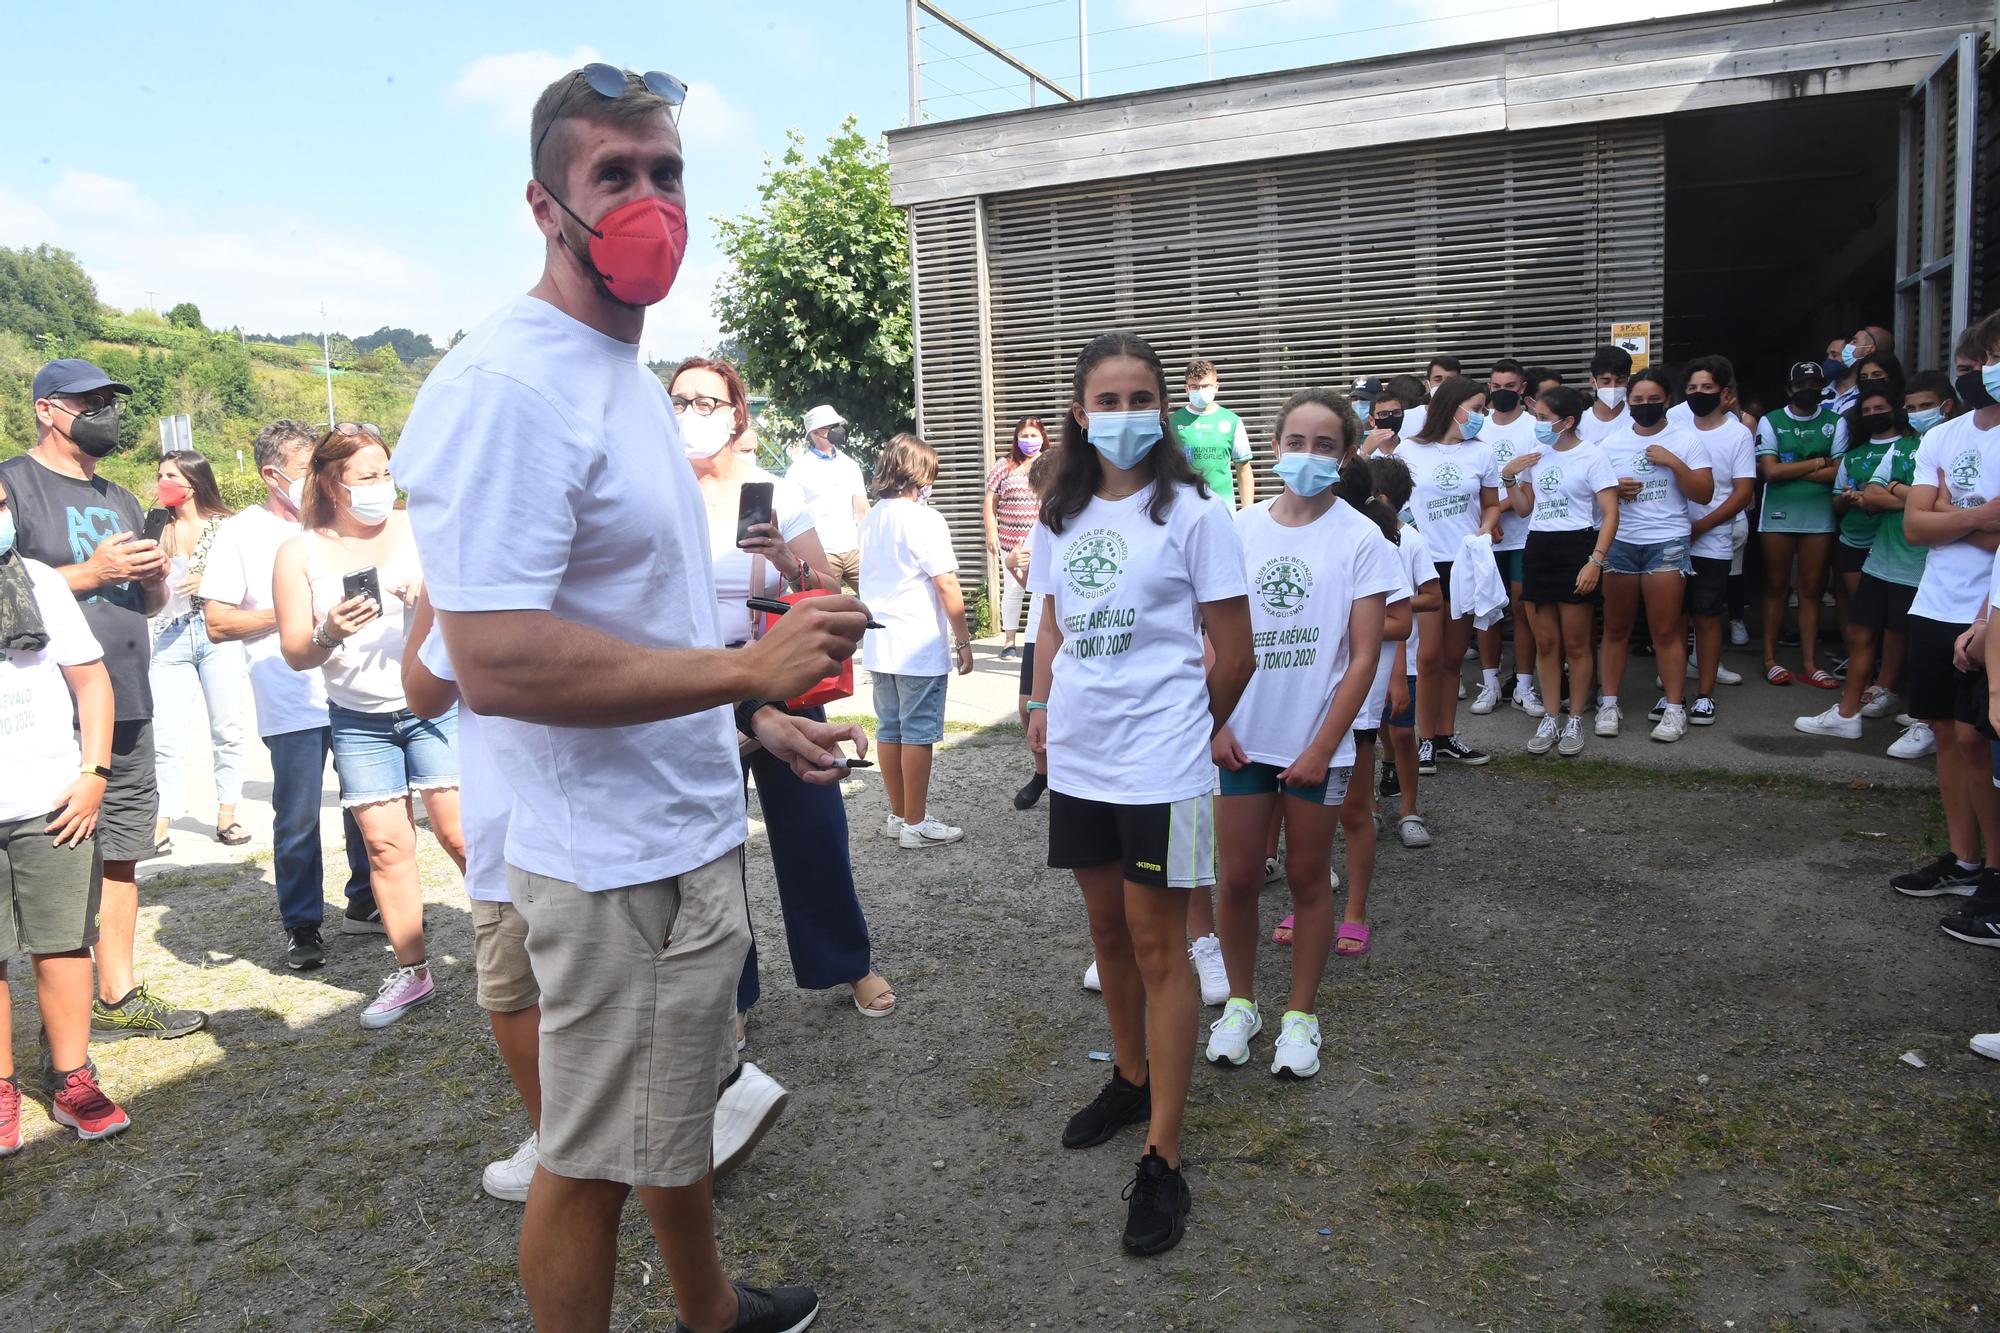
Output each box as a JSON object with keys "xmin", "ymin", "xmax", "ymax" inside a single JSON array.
[{"xmin": 1271, "ymin": 386, "xmax": 1400, "ymax": 544}]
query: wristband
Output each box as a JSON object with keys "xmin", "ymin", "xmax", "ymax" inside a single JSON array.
[
  {"xmin": 80, "ymin": 764, "xmax": 112, "ymax": 781},
  {"xmin": 311, "ymin": 624, "xmax": 335, "ymax": 650},
  {"xmin": 1588, "ymin": 553, "xmax": 1608, "ymax": 568},
  {"xmin": 735, "ymin": 699, "xmax": 782, "ymax": 737},
  {"xmin": 1026, "ymin": 701, "xmax": 1048, "ymax": 712}
]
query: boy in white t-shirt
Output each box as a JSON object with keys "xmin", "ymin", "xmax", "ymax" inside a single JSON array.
[{"xmin": 1576, "ymin": 345, "xmax": 1633, "ymax": 445}]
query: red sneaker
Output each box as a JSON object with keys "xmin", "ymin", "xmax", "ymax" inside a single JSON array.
[
  {"xmin": 51, "ymin": 1067, "xmax": 130, "ymax": 1141},
  {"xmin": 0, "ymin": 1076, "xmax": 21, "ymax": 1156}
]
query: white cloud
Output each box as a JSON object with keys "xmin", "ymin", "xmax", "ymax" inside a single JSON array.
[
  {"xmin": 53, "ymin": 170, "xmax": 169, "ymax": 225},
  {"xmin": 448, "ymin": 45, "xmax": 605, "ymax": 133},
  {"xmin": 0, "ymin": 187, "xmax": 55, "ymax": 242}
]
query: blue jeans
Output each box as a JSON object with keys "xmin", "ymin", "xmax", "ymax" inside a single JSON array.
[
  {"xmin": 264, "ymin": 726, "xmax": 373, "ymax": 930},
  {"xmin": 737, "ymin": 708, "xmax": 873, "ymax": 1013},
  {"xmin": 149, "ymin": 612, "xmax": 248, "ymax": 820}
]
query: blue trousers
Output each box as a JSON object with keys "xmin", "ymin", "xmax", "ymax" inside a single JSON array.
[
  {"xmin": 264, "ymin": 725, "xmax": 373, "ymax": 930},
  {"xmin": 737, "ymin": 717, "xmax": 874, "ymax": 1014}
]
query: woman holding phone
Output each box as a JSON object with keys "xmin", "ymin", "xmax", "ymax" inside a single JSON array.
[
  {"xmin": 274, "ymin": 423, "xmax": 463, "ymax": 1029},
  {"xmin": 669, "ymin": 358, "xmax": 898, "ymax": 1022}
]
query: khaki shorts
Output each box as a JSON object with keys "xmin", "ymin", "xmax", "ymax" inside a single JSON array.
[
  {"xmin": 509, "ymin": 849, "xmax": 750, "ymax": 1188},
  {"xmin": 827, "ymin": 548, "xmax": 861, "ymax": 592},
  {"xmin": 470, "ymin": 899, "xmax": 539, "ymax": 1013},
  {"xmin": 0, "ymin": 814, "xmax": 102, "ymax": 956}
]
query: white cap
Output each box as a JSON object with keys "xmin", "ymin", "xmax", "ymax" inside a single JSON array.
[{"xmin": 801, "ymin": 404, "xmax": 845, "ymax": 434}]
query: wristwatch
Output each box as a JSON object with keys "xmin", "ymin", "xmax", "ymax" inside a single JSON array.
[{"xmin": 80, "ymin": 764, "xmax": 113, "ymax": 781}]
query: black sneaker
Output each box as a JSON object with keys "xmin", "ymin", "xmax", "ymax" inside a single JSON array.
[
  {"xmin": 1689, "ymin": 696, "xmax": 1717, "ymax": 727},
  {"xmin": 1378, "ymin": 762, "xmax": 1401, "ymax": 800},
  {"xmin": 286, "ymin": 926, "xmax": 326, "ymax": 971},
  {"xmin": 342, "ymin": 892, "xmax": 388, "ymax": 936},
  {"xmin": 1779, "ymin": 628, "xmax": 1801, "ymax": 648},
  {"xmin": 1892, "ymin": 854, "xmax": 1984, "ymax": 898},
  {"xmin": 1647, "ymin": 696, "xmax": 1668, "ymax": 722},
  {"xmin": 90, "ymin": 985, "xmax": 208, "ymax": 1042},
  {"xmin": 1941, "ymin": 909, "xmax": 2000, "ymax": 948},
  {"xmin": 673, "ymin": 1280, "xmax": 819, "ymax": 1333},
  {"xmin": 1121, "ymin": 1148, "xmax": 1192, "ymax": 1256},
  {"xmin": 1416, "ymin": 739, "xmax": 1437, "ymax": 777},
  {"xmin": 1433, "ymin": 735, "xmax": 1490, "ymax": 766},
  {"xmin": 1062, "ymin": 1069, "xmax": 1150, "ymax": 1149},
  {"xmin": 1013, "ymin": 772, "xmax": 1047, "ymax": 811}
]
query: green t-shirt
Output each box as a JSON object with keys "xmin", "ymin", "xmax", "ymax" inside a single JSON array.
[
  {"xmin": 1837, "ymin": 434, "xmax": 1897, "ymax": 548},
  {"xmin": 1756, "ymin": 407, "xmax": 1842, "ymax": 534},
  {"xmin": 1861, "ymin": 434, "xmax": 1927, "ymax": 588},
  {"xmin": 1170, "ymin": 404, "xmax": 1252, "ymax": 506}
]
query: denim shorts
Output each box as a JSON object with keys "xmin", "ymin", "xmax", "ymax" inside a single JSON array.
[
  {"xmin": 872, "ymin": 672, "xmax": 947, "ymax": 746},
  {"xmin": 328, "ymin": 702, "xmax": 461, "ymax": 808},
  {"xmin": 1604, "ymin": 537, "xmax": 1692, "ymax": 577}
]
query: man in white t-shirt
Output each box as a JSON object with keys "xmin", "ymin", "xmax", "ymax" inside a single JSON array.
[
  {"xmin": 200, "ymin": 419, "xmax": 375, "ymax": 971},
  {"xmin": 390, "ymin": 66, "xmax": 866, "ymax": 1333},
  {"xmin": 788, "ymin": 404, "xmax": 868, "ymax": 591},
  {"xmin": 1474, "ymin": 358, "xmax": 1541, "ymax": 714},
  {"xmin": 1577, "ymin": 345, "xmax": 1633, "ymax": 445}
]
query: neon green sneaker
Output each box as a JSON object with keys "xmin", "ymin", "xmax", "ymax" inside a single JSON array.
[{"xmin": 90, "ymin": 984, "xmax": 208, "ymax": 1042}]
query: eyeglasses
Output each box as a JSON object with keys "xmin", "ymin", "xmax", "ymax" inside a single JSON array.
[
  {"xmin": 333, "ymin": 422, "xmax": 383, "ymax": 439},
  {"xmin": 671, "ymin": 393, "xmax": 732, "ymax": 418},
  {"xmin": 532, "ymin": 63, "xmax": 688, "ymax": 172}
]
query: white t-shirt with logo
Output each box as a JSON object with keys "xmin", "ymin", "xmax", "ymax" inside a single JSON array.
[
  {"xmin": 1397, "ymin": 440, "xmax": 1502, "ymax": 566},
  {"xmin": 787, "ymin": 448, "xmax": 867, "ymax": 554},
  {"xmin": 1480, "ymin": 413, "xmax": 1539, "ymax": 552},
  {"xmin": 1686, "ymin": 419, "xmax": 1757, "ymax": 560},
  {"xmin": 859, "ymin": 497, "xmax": 959, "ymax": 676},
  {"xmin": 1398, "ymin": 404, "xmax": 1428, "ymax": 439},
  {"xmin": 416, "ymin": 630, "xmax": 509, "ymax": 904},
  {"xmin": 1910, "ymin": 412, "xmax": 2000, "ymax": 624},
  {"xmin": 1598, "ymin": 422, "xmax": 1707, "ymax": 545},
  {"xmin": 198, "ymin": 504, "xmax": 331, "ymax": 738},
  {"xmin": 1577, "ymin": 405, "xmax": 1628, "ymax": 445},
  {"xmin": 1395, "ymin": 521, "xmax": 1439, "ymax": 665},
  {"xmin": 0, "ymin": 559, "xmax": 104, "ymax": 822},
  {"xmin": 392, "ymin": 295, "xmax": 743, "ymax": 893},
  {"xmin": 1228, "ymin": 500, "xmax": 1404, "ymax": 770},
  {"xmin": 1526, "ymin": 443, "xmax": 1618, "ymax": 533},
  {"xmin": 709, "ymin": 470, "xmax": 814, "ymax": 646},
  {"xmin": 1027, "ymin": 484, "xmax": 1247, "ymax": 803}
]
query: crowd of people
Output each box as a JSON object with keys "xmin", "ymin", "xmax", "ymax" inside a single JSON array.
[{"xmin": 3, "ymin": 58, "xmax": 1999, "ymax": 1333}]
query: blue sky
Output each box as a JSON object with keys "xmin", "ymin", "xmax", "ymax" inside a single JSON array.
[{"xmin": 0, "ymin": 0, "xmax": 1761, "ymax": 363}]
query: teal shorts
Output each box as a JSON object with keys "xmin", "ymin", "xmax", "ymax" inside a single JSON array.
[{"xmin": 1218, "ymin": 760, "xmax": 1353, "ymax": 808}]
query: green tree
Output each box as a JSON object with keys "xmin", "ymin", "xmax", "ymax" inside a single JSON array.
[
  {"xmin": 0, "ymin": 244, "xmax": 102, "ymax": 345},
  {"xmin": 713, "ymin": 118, "xmax": 912, "ymax": 453},
  {"xmin": 363, "ymin": 344, "xmax": 403, "ymax": 375},
  {"xmin": 166, "ymin": 301, "xmax": 205, "ymax": 330}
]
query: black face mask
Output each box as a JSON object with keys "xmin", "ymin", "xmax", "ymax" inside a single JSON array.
[
  {"xmin": 1955, "ymin": 369, "xmax": 1997, "ymax": 410},
  {"xmin": 63, "ymin": 402, "xmax": 123, "ymax": 457},
  {"xmin": 1684, "ymin": 390, "xmax": 1723, "ymax": 419},
  {"xmin": 1860, "ymin": 412, "xmax": 1897, "ymax": 438},
  {"xmin": 825, "ymin": 425, "xmax": 848, "ymax": 449},
  {"xmin": 1628, "ymin": 401, "xmax": 1668, "ymax": 429},
  {"xmin": 1373, "ymin": 410, "xmax": 1403, "ymax": 436},
  {"xmin": 1488, "ymin": 388, "xmax": 1521, "ymax": 414},
  {"xmin": 1857, "ymin": 376, "xmax": 1891, "ymax": 396},
  {"xmin": 1789, "ymin": 387, "xmax": 1824, "ymax": 413}
]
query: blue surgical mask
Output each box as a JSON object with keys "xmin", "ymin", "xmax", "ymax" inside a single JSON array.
[
  {"xmin": 1909, "ymin": 406, "xmax": 1944, "ymax": 436},
  {"xmin": 1187, "ymin": 387, "xmax": 1216, "ymax": 411},
  {"xmin": 1086, "ymin": 410, "xmax": 1162, "ymax": 470},
  {"xmin": 1532, "ymin": 420, "xmax": 1560, "ymax": 447},
  {"xmin": 1985, "ymin": 362, "xmax": 2000, "ymax": 400},
  {"xmin": 917, "ymin": 484, "xmax": 933, "ymax": 505},
  {"xmin": 0, "ymin": 508, "xmax": 13, "ymax": 558},
  {"xmin": 1273, "ymin": 452, "xmax": 1341, "ymax": 498},
  {"xmin": 1839, "ymin": 342, "xmax": 1858, "ymax": 367},
  {"xmin": 1459, "ymin": 411, "xmax": 1487, "ymax": 440}
]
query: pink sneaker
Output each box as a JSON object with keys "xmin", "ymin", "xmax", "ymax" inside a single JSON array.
[
  {"xmin": 0, "ymin": 1076, "xmax": 21, "ymax": 1156},
  {"xmin": 360, "ymin": 964, "xmax": 435, "ymax": 1029}
]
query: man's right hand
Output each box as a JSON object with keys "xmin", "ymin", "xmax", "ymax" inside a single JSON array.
[
  {"xmin": 745, "ymin": 594, "xmax": 869, "ymax": 699},
  {"xmin": 89, "ymin": 532, "xmax": 167, "ymax": 585}
]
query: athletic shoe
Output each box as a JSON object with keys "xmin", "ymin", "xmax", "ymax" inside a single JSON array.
[
  {"xmin": 672, "ymin": 1281, "xmax": 819, "ymax": 1333},
  {"xmin": 1941, "ymin": 910, "xmax": 2000, "ymax": 947},
  {"xmin": 1457, "ymin": 679, "xmax": 1466, "ymax": 699},
  {"xmin": 359, "ymin": 965, "xmax": 435, "ymax": 1029},
  {"xmin": 1972, "ymin": 1032, "xmax": 2000, "ymax": 1061},
  {"xmin": 341, "ymin": 892, "xmax": 388, "ymax": 935},
  {"xmin": 1062, "ymin": 1069, "xmax": 1150, "ymax": 1149},
  {"xmin": 1557, "ymin": 714, "xmax": 1585, "ymax": 757},
  {"xmin": 1888, "ymin": 723, "xmax": 1936, "ymax": 759},
  {"xmin": 90, "ymin": 985, "xmax": 208, "ymax": 1042},
  {"xmin": 1121, "ymin": 1148, "xmax": 1192, "ymax": 1256},
  {"xmin": 1013, "ymin": 773, "xmax": 1047, "ymax": 810},
  {"xmin": 1416, "ymin": 739, "xmax": 1437, "ymax": 776},
  {"xmin": 1398, "ymin": 815, "xmax": 1432, "ymax": 848},
  {"xmin": 1795, "ymin": 705, "xmax": 1862, "ymax": 740},
  {"xmin": 1699, "ymin": 661, "xmax": 1743, "ymax": 686},
  {"xmin": 1894, "ymin": 711, "xmax": 1919, "ymax": 728},
  {"xmin": 285, "ymin": 926, "xmax": 325, "ymax": 971},
  {"xmin": 899, "ymin": 817, "xmax": 964, "ymax": 849},
  {"xmin": 0, "ymin": 1076, "xmax": 19, "ymax": 1157},
  {"xmin": 1779, "ymin": 628, "xmax": 1801, "ymax": 647},
  {"xmin": 1831, "ymin": 656, "xmax": 1849, "ymax": 682},
  {"xmin": 481, "ymin": 1133, "xmax": 538, "ymax": 1202},
  {"xmin": 1690, "ymin": 696, "xmax": 1717, "ymax": 726},
  {"xmin": 1433, "ymin": 735, "xmax": 1490, "ymax": 766},
  {"xmin": 1729, "ymin": 619, "xmax": 1750, "ymax": 646},
  {"xmin": 999, "ymin": 645, "xmax": 1017, "ymax": 661},
  {"xmin": 1892, "ymin": 855, "xmax": 1984, "ymax": 898},
  {"xmin": 1470, "ymin": 681, "xmax": 1500, "ymax": 715},
  {"xmin": 1270, "ymin": 1011, "xmax": 1322, "ymax": 1079},
  {"xmin": 1511, "ymin": 684, "xmax": 1546, "ymax": 717},
  {"xmin": 1595, "ymin": 703, "xmax": 1621, "ymax": 737},
  {"xmin": 1526, "ymin": 716, "xmax": 1558, "ymax": 755},
  {"xmin": 1378, "ymin": 762, "xmax": 1401, "ymax": 800},
  {"xmin": 1263, "ymin": 856, "xmax": 1284, "ymax": 885},
  {"xmin": 1650, "ymin": 704, "xmax": 1687, "ymax": 743},
  {"xmin": 883, "ymin": 814, "xmax": 905, "ymax": 840},
  {"xmin": 1082, "ymin": 960, "xmax": 1102, "ymax": 993},
  {"xmin": 50, "ymin": 1066, "xmax": 130, "ymax": 1141},
  {"xmin": 1204, "ymin": 999, "xmax": 1262, "ymax": 1067},
  {"xmin": 1190, "ymin": 934, "xmax": 1228, "ymax": 1006},
  {"xmin": 1859, "ymin": 687, "xmax": 1900, "ymax": 720},
  {"xmin": 714, "ymin": 1063, "xmax": 789, "ymax": 1180}
]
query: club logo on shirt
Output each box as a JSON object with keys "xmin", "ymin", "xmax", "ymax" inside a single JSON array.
[
  {"xmin": 1541, "ymin": 466, "xmax": 1563, "ymax": 493},
  {"xmin": 1951, "ymin": 451, "xmax": 1982, "ymax": 491},
  {"xmin": 1062, "ymin": 529, "xmax": 1128, "ymax": 600},
  {"xmin": 1434, "ymin": 463, "xmax": 1463, "ymax": 490},
  {"xmin": 1631, "ymin": 452, "xmax": 1655, "ymax": 474},
  {"xmin": 1255, "ymin": 556, "xmax": 1313, "ymax": 618}
]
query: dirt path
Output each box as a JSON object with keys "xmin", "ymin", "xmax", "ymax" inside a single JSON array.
[{"xmin": 3, "ymin": 730, "xmax": 1996, "ymax": 1331}]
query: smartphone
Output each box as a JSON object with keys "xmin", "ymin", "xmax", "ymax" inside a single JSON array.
[
  {"xmin": 141, "ymin": 509, "xmax": 172, "ymax": 545},
  {"xmin": 736, "ymin": 482, "xmax": 776, "ymax": 546},
  {"xmin": 342, "ymin": 566, "xmax": 382, "ymax": 607}
]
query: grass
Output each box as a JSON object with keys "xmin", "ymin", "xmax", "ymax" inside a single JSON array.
[{"xmin": 1602, "ymin": 1289, "xmax": 1680, "ymax": 1332}]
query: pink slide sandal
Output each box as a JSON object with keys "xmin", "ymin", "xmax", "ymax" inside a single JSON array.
[
  {"xmin": 1272, "ymin": 915, "xmax": 1295, "ymax": 946},
  {"xmin": 1334, "ymin": 922, "xmax": 1372, "ymax": 957}
]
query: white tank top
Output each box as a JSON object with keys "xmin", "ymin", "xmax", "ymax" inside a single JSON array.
[{"xmin": 306, "ymin": 529, "xmax": 421, "ymax": 714}]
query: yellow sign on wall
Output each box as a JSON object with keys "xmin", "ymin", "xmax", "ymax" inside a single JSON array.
[{"xmin": 1612, "ymin": 322, "xmax": 1651, "ymax": 371}]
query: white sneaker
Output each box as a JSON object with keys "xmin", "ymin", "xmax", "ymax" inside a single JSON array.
[
  {"xmin": 883, "ymin": 814, "xmax": 905, "ymax": 840},
  {"xmin": 1512, "ymin": 684, "xmax": 1546, "ymax": 717},
  {"xmin": 1204, "ymin": 998, "xmax": 1261, "ymax": 1066},
  {"xmin": 1859, "ymin": 687, "xmax": 1900, "ymax": 720},
  {"xmin": 1729, "ymin": 619, "xmax": 1750, "ymax": 646},
  {"xmin": 1262, "ymin": 855, "xmax": 1284, "ymax": 885},
  {"xmin": 481, "ymin": 1132, "xmax": 538, "ymax": 1202},
  {"xmin": 1557, "ymin": 714, "xmax": 1585, "ymax": 757},
  {"xmin": 1972, "ymin": 1031, "xmax": 2000, "ymax": 1061},
  {"xmin": 1082, "ymin": 959, "xmax": 1102, "ymax": 992},
  {"xmin": 1526, "ymin": 715, "xmax": 1558, "ymax": 755},
  {"xmin": 1650, "ymin": 704, "xmax": 1686, "ymax": 743},
  {"xmin": 713, "ymin": 1062, "xmax": 789, "ymax": 1179},
  {"xmin": 1795, "ymin": 704, "xmax": 1862, "ymax": 740},
  {"xmin": 1270, "ymin": 1011, "xmax": 1322, "ymax": 1079},
  {"xmin": 899, "ymin": 816, "xmax": 964, "ymax": 849},
  {"xmin": 1712, "ymin": 663, "xmax": 1743, "ymax": 686},
  {"xmin": 1595, "ymin": 702, "xmax": 1621, "ymax": 737},
  {"xmin": 1470, "ymin": 681, "xmax": 1500, "ymax": 714},
  {"xmin": 1190, "ymin": 934, "xmax": 1229, "ymax": 1007},
  {"xmin": 1888, "ymin": 722, "xmax": 1937, "ymax": 759},
  {"xmin": 1894, "ymin": 711, "xmax": 1919, "ymax": 728}
]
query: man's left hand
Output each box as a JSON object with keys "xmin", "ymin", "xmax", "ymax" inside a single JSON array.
[{"xmin": 750, "ymin": 710, "xmax": 870, "ymax": 785}]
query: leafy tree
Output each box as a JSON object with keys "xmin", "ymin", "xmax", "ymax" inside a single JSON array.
[
  {"xmin": 354, "ymin": 326, "xmax": 436, "ymax": 362},
  {"xmin": 713, "ymin": 118, "xmax": 912, "ymax": 454},
  {"xmin": 0, "ymin": 244, "xmax": 102, "ymax": 345},
  {"xmin": 166, "ymin": 301, "xmax": 205, "ymax": 330},
  {"xmin": 363, "ymin": 344, "xmax": 403, "ymax": 375}
]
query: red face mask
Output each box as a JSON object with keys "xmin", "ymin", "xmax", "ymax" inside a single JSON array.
[
  {"xmin": 157, "ymin": 478, "xmax": 191, "ymax": 508},
  {"xmin": 576, "ymin": 197, "xmax": 688, "ymax": 307}
]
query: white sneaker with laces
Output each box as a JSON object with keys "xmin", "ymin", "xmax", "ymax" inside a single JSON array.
[
  {"xmin": 1512, "ymin": 685, "xmax": 1545, "ymax": 717},
  {"xmin": 1204, "ymin": 998, "xmax": 1261, "ymax": 1066},
  {"xmin": 713, "ymin": 1062, "xmax": 789, "ymax": 1179},
  {"xmin": 1557, "ymin": 714, "xmax": 1585, "ymax": 757},
  {"xmin": 1729, "ymin": 619, "xmax": 1750, "ymax": 646},
  {"xmin": 1270, "ymin": 1011, "xmax": 1322, "ymax": 1079},
  {"xmin": 1972, "ymin": 1032, "xmax": 2000, "ymax": 1061},
  {"xmin": 1595, "ymin": 702, "xmax": 1621, "ymax": 737},
  {"xmin": 1888, "ymin": 722, "xmax": 1936, "ymax": 759},
  {"xmin": 1470, "ymin": 681, "xmax": 1500, "ymax": 714},
  {"xmin": 1650, "ymin": 704, "xmax": 1686, "ymax": 743},
  {"xmin": 481, "ymin": 1132, "xmax": 538, "ymax": 1202},
  {"xmin": 1190, "ymin": 934, "xmax": 1229, "ymax": 1007},
  {"xmin": 1859, "ymin": 687, "xmax": 1900, "ymax": 720},
  {"xmin": 899, "ymin": 816, "xmax": 964, "ymax": 849},
  {"xmin": 883, "ymin": 814, "xmax": 905, "ymax": 840},
  {"xmin": 1082, "ymin": 960, "xmax": 1102, "ymax": 992},
  {"xmin": 1712, "ymin": 663, "xmax": 1743, "ymax": 686},
  {"xmin": 1795, "ymin": 704, "xmax": 1862, "ymax": 740},
  {"xmin": 1526, "ymin": 716, "xmax": 1558, "ymax": 755},
  {"xmin": 1893, "ymin": 711, "xmax": 1919, "ymax": 728}
]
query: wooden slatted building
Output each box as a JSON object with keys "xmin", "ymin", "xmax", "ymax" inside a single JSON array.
[{"xmin": 887, "ymin": 0, "xmax": 1995, "ymax": 608}]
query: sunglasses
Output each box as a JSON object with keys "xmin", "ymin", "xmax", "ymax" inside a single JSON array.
[
  {"xmin": 533, "ymin": 63, "xmax": 688, "ymax": 172},
  {"xmin": 333, "ymin": 422, "xmax": 383, "ymax": 439}
]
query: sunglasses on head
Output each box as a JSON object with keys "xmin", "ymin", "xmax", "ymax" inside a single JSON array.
[
  {"xmin": 333, "ymin": 422, "xmax": 383, "ymax": 439},
  {"xmin": 533, "ymin": 63, "xmax": 688, "ymax": 171}
]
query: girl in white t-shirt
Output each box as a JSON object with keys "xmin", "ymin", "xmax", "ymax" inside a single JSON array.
[
  {"xmin": 1368, "ymin": 455, "xmax": 1443, "ymax": 848},
  {"xmin": 1209, "ymin": 389, "xmax": 1401, "ymax": 1081},
  {"xmin": 1025, "ymin": 332, "xmax": 1253, "ymax": 1257}
]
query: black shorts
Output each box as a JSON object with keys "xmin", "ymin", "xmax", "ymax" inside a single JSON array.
[
  {"xmin": 1834, "ymin": 541, "xmax": 1870, "ymax": 576},
  {"xmin": 1018, "ymin": 641, "xmax": 1037, "ymax": 695},
  {"xmin": 1048, "ymin": 790, "xmax": 1217, "ymax": 889},
  {"xmin": 1852, "ymin": 574, "xmax": 1917, "ymax": 633},
  {"xmin": 1521, "ymin": 529, "xmax": 1600, "ymax": 606},
  {"xmin": 97, "ymin": 719, "xmax": 159, "ymax": 863},
  {"xmin": 1433, "ymin": 559, "xmax": 1454, "ymax": 607},
  {"xmin": 1905, "ymin": 615, "xmax": 1986, "ymax": 727},
  {"xmin": 1688, "ymin": 556, "xmax": 1731, "ymax": 618}
]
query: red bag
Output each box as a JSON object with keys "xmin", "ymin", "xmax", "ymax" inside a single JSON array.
[{"xmin": 757, "ymin": 587, "xmax": 853, "ymax": 711}]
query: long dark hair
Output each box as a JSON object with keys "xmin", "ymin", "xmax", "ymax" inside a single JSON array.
[
  {"xmin": 1411, "ymin": 376, "xmax": 1485, "ymax": 444},
  {"xmin": 1042, "ymin": 332, "xmax": 1208, "ymax": 534},
  {"xmin": 1849, "ymin": 385, "xmax": 1912, "ymax": 441},
  {"xmin": 161, "ymin": 449, "xmax": 230, "ymax": 519},
  {"xmin": 1271, "ymin": 388, "xmax": 1400, "ymax": 544},
  {"xmin": 1009, "ymin": 416, "xmax": 1048, "ymax": 466},
  {"xmin": 1853, "ymin": 352, "xmax": 1907, "ymax": 406},
  {"xmin": 1538, "ymin": 385, "xmax": 1589, "ymax": 436}
]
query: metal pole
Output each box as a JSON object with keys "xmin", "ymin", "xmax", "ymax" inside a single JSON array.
[
  {"xmin": 320, "ymin": 303, "xmax": 337, "ymax": 429},
  {"xmin": 907, "ymin": 0, "xmax": 922, "ymax": 123},
  {"xmin": 1079, "ymin": 0, "xmax": 1089, "ymax": 97}
]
